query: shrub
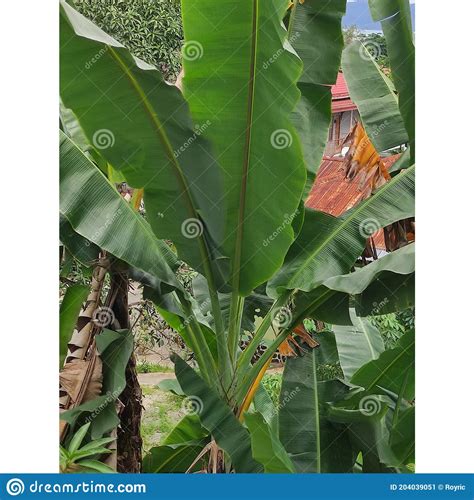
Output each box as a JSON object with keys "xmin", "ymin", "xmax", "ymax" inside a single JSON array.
[{"xmin": 71, "ymin": 0, "xmax": 183, "ymax": 80}]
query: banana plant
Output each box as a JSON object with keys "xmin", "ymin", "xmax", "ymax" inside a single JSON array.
[{"xmin": 60, "ymin": 0, "xmax": 415, "ymax": 473}]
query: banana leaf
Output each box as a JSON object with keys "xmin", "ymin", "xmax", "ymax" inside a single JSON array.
[
  {"xmin": 368, "ymin": 0, "xmax": 415, "ymax": 159},
  {"xmin": 245, "ymin": 412, "xmax": 295, "ymax": 473},
  {"xmin": 268, "ymin": 165, "xmax": 415, "ymax": 295},
  {"xmin": 60, "ymin": 2, "xmax": 226, "ymax": 284},
  {"xmin": 278, "ymin": 333, "xmax": 355, "ymax": 472},
  {"xmin": 351, "ymin": 329, "xmax": 415, "ymax": 400},
  {"xmin": 60, "ymin": 131, "xmax": 180, "ymax": 290},
  {"xmin": 342, "ymin": 40, "xmax": 408, "ymax": 153},
  {"xmin": 181, "ymin": 0, "xmax": 306, "ymax": 295},
  {"xmin": 332, "ymin": 311, "xmax": 385, "ymax": 380},
  {"xmin": 288, "ymin": 0, "xmax": 347, "ymax": 192}
]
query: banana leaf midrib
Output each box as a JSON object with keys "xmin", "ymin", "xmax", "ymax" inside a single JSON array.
[
  {"xmin": 311, "ymin": 353, "xmax": 321, "ymax": 473},
  {"xmin": 233, "ymin": 0, "xmax": 259, "ymax": 291},
  {"xmin": 105, "ymin": 46, "xmax": 213, "ymax": 276},
  {"xmin": 285, "ymin": 165, "xmax": 414, "ymax": 289}
]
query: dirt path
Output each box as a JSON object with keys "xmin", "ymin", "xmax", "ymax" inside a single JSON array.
[{"xmin": 138, "ymin": 372, "xmax": 176, "ymax": 386}]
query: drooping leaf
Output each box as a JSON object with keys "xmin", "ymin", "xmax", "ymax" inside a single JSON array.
[
  {"xmin": 60, "ymin": 2, "xmax": 226, "ymax": 283},
  {"xmin": 342, "ymin": 41, "xmax": 408, "ymax": 153},
  {"xmin": 368, "ymin": 0, "xmax": 415, "ymax": 159},
  {"xmin": 60, "ymin": 284, "xmax": 89, "ymax": 367},
  {"xmin": 172, "ymin": 355, "xmax": 263, "ymax": 473},
  {"xmin": 157, "ymin": 378, "xmax": 184, "ymax": 397},
  {"xmin": 351, "ymin": 329, "xmax": 415, "ymax": 400},
  {"xmin": 268, "ymin": 165, "xmax": 415, "ymax": 295},
  {"xmin": 245, "ymin": 412, "xmax": 295, "ymax": 473},
  {"xmin": 60, "ymin": 215, "xmax": 100, "ymax": 266},
  {"xmin": 288, "ymin": 0, "xmax": 347, "ymax": 190},
  {"xmin": 181, "ymin": 0, "xmax": 306, "ymax": 295},
  {"xmin": 164, "ymin": 415, "xmax": 209, "ymax": 446},
  {"xmin": 324, "ymin": 244, "xmax": 415, "ymax": 316},
  {"xmin": 60, "ymin": 131, "xmax": 180, "ymax": 290},
  {"xmin": 332, "ymin": 311, "xmax": 385, "ymax": 380}
]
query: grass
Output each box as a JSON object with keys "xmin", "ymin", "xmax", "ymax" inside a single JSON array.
[
  {"xmin": 137, "ymin": 361, "xmax": 174, "ymax": 373},
  {"xmin": 141, "ymin": 386, "xmax": 184, "ymax": 451}
]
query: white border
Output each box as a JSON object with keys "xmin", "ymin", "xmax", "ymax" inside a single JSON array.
[{"xmin": 0, "ymin": 0, "xmax": 473, "ymax": 474}]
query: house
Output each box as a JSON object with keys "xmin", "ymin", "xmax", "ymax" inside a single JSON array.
[{"xmin": 325, "ymin": 71, "xmax": 360, "ymax": 156}]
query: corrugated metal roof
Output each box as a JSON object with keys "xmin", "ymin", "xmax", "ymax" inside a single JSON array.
[
  {"xmin": 305, "ymin": 154, "xmax": 401, "ymax": 248},
  {"xmin": 331, "ymin": 72, "xmax": 357, "ymax": 113}
]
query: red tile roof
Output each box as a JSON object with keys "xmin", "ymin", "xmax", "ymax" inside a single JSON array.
[
  {"xmin": 331, "ymin": 72, "xmax": 357, "ymax": 113},
  {"xmin": 305, "ymin": 155, "xmax": 401, "ymax": 249}
]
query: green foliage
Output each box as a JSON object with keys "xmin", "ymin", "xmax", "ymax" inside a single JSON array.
[
  {"xmin": 60, "ymin": 423, "xmax": 115, "ymax": 473},
  {"xmin": 136, "ymin": 361, "xmax": 173, "ymax": 374},
  {"xmin": 71, "ymin": 0, "xmax": 183, "ymax": 80},
  {"xmin": 370, "ymin": 308, "xmax": 414, "ymax": 349},
  {"xmin": 261, "ymin": 373, "xmax": 282, "ymax": 406}
]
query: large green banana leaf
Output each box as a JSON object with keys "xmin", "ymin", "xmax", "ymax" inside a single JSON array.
[
  {"xmin": 325, "ymin": 243, "xmax": 415, "ymax": 316},
  {"xmin": 60, "ymin": 215, "xmax": 100, "ymax": 266},
  {"xmin": 59, "ymin": 2, "xmax": 226, "ymax": 284},
  {"xmin": 332, "ymin": 311, "xmax": 385, "ymax": 380},
  {"xmin": 351, "ymin": 329, "xmax": 415, "ymax": 400},
  {"xmin": 268, "ymin": 165, "xmax": 415, "ymax": 295},
  {"xmin": 288, "ymin": 0, "xmax": 347, "ymax": 192},
  {"xmin": 294, "ymin": 244, "xmax": 415, "ymax": 328},
  {"xmin": 278, "ymin": 332, "xmax": 355, "ymax": 472},
  {"xmin": 172, "ymin": 355, "xmax": 263, "ymax": 472},
  {"xmin": 245, "ymin": 412, "xmax": 295, "ymax": 473},
  {"xmin": 60, "ymin": 131, "xmax": 180, "ymax": 290},
  {"xmin": 341, "ymin": 41, "xmax": 408, "ymax": 153},
  {"xmin": 368, "ymin": 0, "xmax": 415, "ymax": 159},
  {"xmin": 180, "ymin": 0, "xmax": 306, "ymax": 296}
]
